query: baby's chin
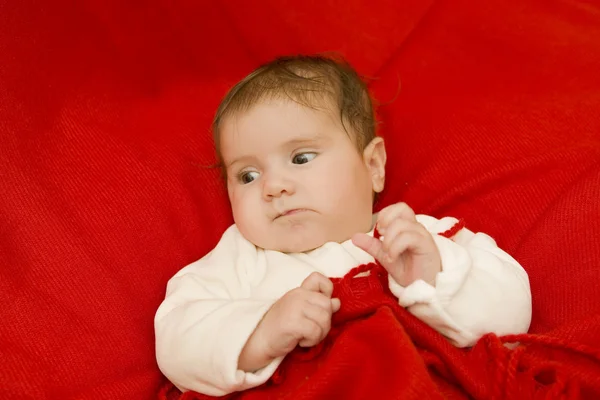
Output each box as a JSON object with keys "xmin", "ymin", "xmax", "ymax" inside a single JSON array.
[
  {"xmin": 272, "ymin": 241, "xmax": 323, "ymax": 254},
  {"xmin": 262, "ymin": 238, "xmax": 326, "ymax": 254},
  {"xmin": 249, "ymin": 233, "xmax": 332, "ymax": 254},
  {"xmin": 238, "ymin": 220, "xmax": 369, "ymax": 253}
]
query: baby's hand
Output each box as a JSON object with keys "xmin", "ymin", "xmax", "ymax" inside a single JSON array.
[
  {"xmin": 352, "ymin": 202, "xmax": 442, "ymax": 287},
  {"xmin": 238, "ymin": 272, "xmax": 340, "ymax": 372}
]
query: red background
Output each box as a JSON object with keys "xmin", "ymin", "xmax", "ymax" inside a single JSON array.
[{"xmin": 1, "ymin": 1, "xmax": 599, "ymax": 398}]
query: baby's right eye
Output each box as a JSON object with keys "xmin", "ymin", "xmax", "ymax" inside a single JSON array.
[{"xmin": 239, "ymin": 171, "xmax": 259, "ymax": 184}]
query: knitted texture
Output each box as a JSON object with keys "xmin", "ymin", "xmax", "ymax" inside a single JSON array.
[{"xmin": 1, "ymin": 0, "xmax": 599, "ymax": 398}]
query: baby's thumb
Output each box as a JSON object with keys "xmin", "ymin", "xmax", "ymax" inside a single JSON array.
[
  {"xmin": 352, "ymin": 232, "xmax": 383, "ymax": 261},
  {"xmin": 331, "ymin": 298, "xmax": 341, "ymax": 313}
]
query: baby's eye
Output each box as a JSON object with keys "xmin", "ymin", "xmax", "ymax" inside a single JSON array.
[
  {"xmin": 292, "ymin": 152, "xmax": 317, "ymax": 165},
  {"xmin": 239, "ymin": 171, "xmax": 259, "ymax": 184}
]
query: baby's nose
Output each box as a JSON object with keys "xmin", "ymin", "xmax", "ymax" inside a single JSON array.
[{"xmin": 262, "ymin": 172, "xmax": 294, "ymax": 199}]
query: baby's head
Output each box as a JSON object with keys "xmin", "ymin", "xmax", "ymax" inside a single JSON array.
[{"xmin": 213, "ymin": 55, "xmax": 387, "ymax": 253}]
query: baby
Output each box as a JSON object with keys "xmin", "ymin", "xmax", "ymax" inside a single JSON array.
[{"xmin": 154, "ymin": 55, "xmax": 532, "ymax": 396}]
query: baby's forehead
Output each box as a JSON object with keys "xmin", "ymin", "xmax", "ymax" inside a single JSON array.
[
  {"xmin": 218, "ymin": 99, "xmax": 352, "ymax": 160},
  {"xmin": 221, "ymin": 99, "xmax": 342, "ymax": 138},
  {"xmin": 233, "ymin": 94, "xmax": 337, "ymax": 120},
  {"xmin": 245, "ymin": 93, "xmax": 341, "ymax": 121}
]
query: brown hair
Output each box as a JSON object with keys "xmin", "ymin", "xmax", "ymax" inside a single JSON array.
[{"xmin": 212, "ymin": 54, "xmax": 377, "ymax": 171}]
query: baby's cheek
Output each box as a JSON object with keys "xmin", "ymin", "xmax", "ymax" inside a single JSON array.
[
  {"xmin": 311, "ymin": 163, "xmax": 347, "ymax": 194},
  {"xmin": 237, "ymin": 189, "xmax": 263, "ymax": 219},
  {"xmin": 229, "ymin": 190, "xmax": 248, "ymax": 221}
]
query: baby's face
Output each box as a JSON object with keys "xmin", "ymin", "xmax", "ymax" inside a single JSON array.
[{"xmin": 220, "ymin": 99, "xmax": 385, "ymax": 253}]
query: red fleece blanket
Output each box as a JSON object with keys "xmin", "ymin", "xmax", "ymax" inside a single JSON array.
[{"xmin": 160, "ymin": 228, "xmax": 600, "ymax": 400}]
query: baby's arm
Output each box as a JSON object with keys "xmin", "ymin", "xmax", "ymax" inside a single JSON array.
[
  {"xmin": 155, "ymin": 227, "xmax": 339, "ymax": 396},
  {"xmin": 394, "ymin": 214, "xmax": 532, "ymax": 347},
  {"xmin": 154, "ymin": 227, "xmax": 279, "ymax": 396},
  {"xmin": 353, "ymin": 203, "xmax": 531, "ymax": 347}
]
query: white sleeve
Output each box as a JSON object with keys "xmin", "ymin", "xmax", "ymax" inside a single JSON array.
[
  {"xmin": 154, "ymin": 226, "xmax": 282, "ymax": 396},
  {"xmin": 387, "ymin": 215, "xmax": 532, "ymax": 347}
]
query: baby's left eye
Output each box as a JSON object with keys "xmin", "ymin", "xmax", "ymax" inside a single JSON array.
[{"xmin": 292, "ymin": 152, "xmax": 317, "ymax": 165}]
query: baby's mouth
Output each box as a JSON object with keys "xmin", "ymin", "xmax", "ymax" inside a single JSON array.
[{"xmin": 275, "ymin": 208, "xmax": 309, "ymax": 220}]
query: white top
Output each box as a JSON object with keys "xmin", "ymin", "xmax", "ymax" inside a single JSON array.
[{"xmin": 155, "ymin": 214, "xmax": 532, "ymax": 396}]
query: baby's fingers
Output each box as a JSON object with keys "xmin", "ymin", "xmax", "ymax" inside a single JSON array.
[
  {"xmin": 297, "ymin": 318, "xmax": 325, "ymax": 348},
  {"xmin": 380, "ymin": 218, "xmax": 427, "ymax": 253},
  {"xmin": 383, "ymin": 231, "xmax": 424, "ymax": 263},
  {"xmin": 331, "ymin": 298, "xmax": 341, "ymax": 313},
  {"xmin": 352, "ymin": 232, "xmax": 384, "ymax": 262},
  {"xmin": 377, "ymin": 202, "xmax": 417, "ymax": 235},
  {"xmin": 301, "ymin": 272, "xmax": 334, "ymax": 298}
]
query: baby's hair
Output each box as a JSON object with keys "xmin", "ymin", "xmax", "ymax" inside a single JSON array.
[{"xmin": 212, "ymin": 54, "xmax": 377, "ymax": 171}]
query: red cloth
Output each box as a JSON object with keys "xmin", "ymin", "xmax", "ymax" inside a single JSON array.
[{"xmin": 1, "ymin": 0, "xmax": 599, "ymax": 399}]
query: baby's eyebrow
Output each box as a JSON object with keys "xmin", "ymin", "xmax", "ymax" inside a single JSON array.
[
  {"xmin": 283, "ymin": 134, "xmax": 327, "ymax": 149},
  {"xmin": 225, "ymin": 155, "xmax": 253, "ymax": 170}
]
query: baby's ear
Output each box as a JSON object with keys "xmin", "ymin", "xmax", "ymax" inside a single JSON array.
[{"xmin": 363, "ymin": 137, "xmax": 386, "ymax": 193}]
